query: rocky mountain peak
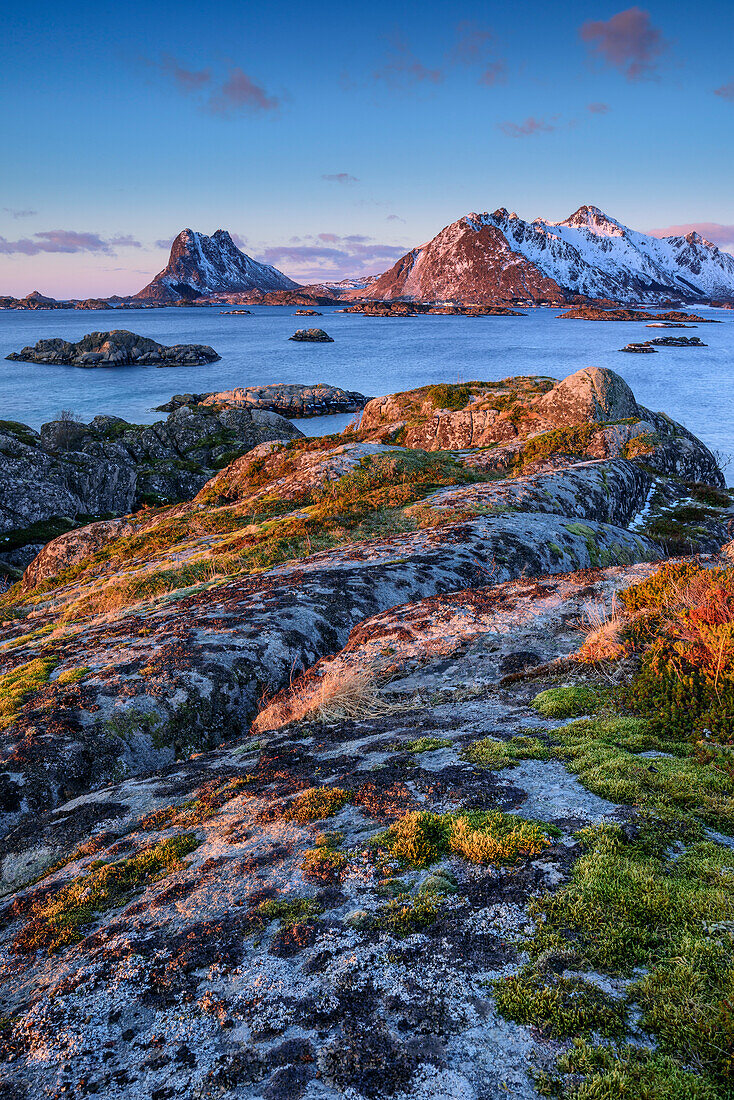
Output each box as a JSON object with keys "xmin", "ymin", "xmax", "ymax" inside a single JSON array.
[
  {"xmin": 560, "ymin": 205, "xmax": 624, "ymax": 235},
  {"xmin": 135, "ymin": 228, "xmax": 299, "ymax": 302}
]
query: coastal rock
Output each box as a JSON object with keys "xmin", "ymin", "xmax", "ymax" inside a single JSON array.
[
  {"xmin": 200, "ymin": 382, "xmax": 368, "ymax": 418},
  {"xmin": 294, "ymin": 309, "xmax": 322, "ymax": 315},
  {"xmin": 289, "ymin": 328, "xmax": 334, "ymax": 342},
  {"xmin": 0, "ymin": 405, "xmax": 304, "ymax": 570},
  {"xmin": 621, "ymin": 343, "xmax": 657, "ymax": 353},
  {"xmin": 6, "ymin": 330, "xmax": 220, "ymax": 367},
  {"xmin": 531, "ymin": 367, "xmax": 640, "ymax": 427}
]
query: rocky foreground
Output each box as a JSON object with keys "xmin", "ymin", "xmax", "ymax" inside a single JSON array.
[
  {"xmin": 0, "ymin": 368, "xmax": 733, "ymax": 1098},
  {"xmin": 6, "ymin": 330, "xmax": 220, "ymax": 368}
]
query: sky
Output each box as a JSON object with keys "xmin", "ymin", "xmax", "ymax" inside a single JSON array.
[{"xmin": 1, "ymin": 0, "xmax": 733, "ymax": 297}]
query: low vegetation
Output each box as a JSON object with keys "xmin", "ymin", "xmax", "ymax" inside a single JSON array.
[
  {"xmin": 13, "ymin": 834, "xmax": 200, "ymax": 953},
  {"xmin": 379, "ymin": 808, "xmax": 557, "ymax": 868},
  {"xmin": 0, "ymin": 656, "xmax": 57, "ymax": 729}
]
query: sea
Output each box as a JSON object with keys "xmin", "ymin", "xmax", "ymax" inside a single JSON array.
[{"xmin": 1, "ymin": 304, "xmax": 732, "ymax": 473}]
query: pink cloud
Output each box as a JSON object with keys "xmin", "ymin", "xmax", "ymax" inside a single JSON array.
[
  {"xmin": 0, "ymin": 231, "xmax": 142, "ymax": 256},
  {"xmin": 587, "ymin": 102, "xmax": 610, "ymax": 114},
  {"xmin": 207, "ymin": 68, "xmax": 280, "ymax": 114},
  {"xmin": 157, "ymin": 54, "xmax": 211, "ymax": 92},
  {"xmin": 257, "ymin": 233, "xmax": 407, "ymax": 281},
  {"xmin": 479, "ymin": 60, "xmax": 507, "ymax": 86},
  {"xmin": 322, "ymin": 173, "xmax": 359, "ymax": 184},
  {"xmin": 580, "ymin": 7, "xmax": 667, "ymax": 81},
  {"xmin": 450, "ymin": 21, "xmax": 495, "ymax": 64},
  {"xmin": 715, "ymin": 81, "xmax": 734, "ymax": 101},
  {"xmin": 648, "ymin": 222, "xmax": 734, "ymax": 247},
  {"xmin": 498, "ymin": 116, "xmax": 557, "ymax": 138},
  {"xmin": 373, "ymin": 35, "xmax": 442, "ymax": 88}
]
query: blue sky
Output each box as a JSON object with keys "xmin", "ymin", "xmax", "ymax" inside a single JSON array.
[{"xmin": 1, "ymin": 0, "xmax": 733, "ymax": 296}]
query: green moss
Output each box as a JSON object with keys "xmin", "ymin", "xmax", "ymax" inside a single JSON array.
[
  {"xmin": 462, "ymin": 735, "xmax": 549, "ymax": 769},
  {"xmin": 371, "ymin": 893, "xmax": 444, "ymax": 936},
  {"xmin": 532, "ymin": 685, "xmax": 601, "ymax": 719},
  {"xmin": 494, "ymin": 970, "xmax": 627, "ymax": 1039},
  {"xmin": 539, "ymin": 1040, "xmax": 720, "ymax": 1099},
  {"xmin": 380, "ymin": 809, "xmax": 557, "ymax": 868},
  {"xmin": 55, "ymin": 666, "xmax": 89, "ymax": 686},
  {"xmin": 13, "ymin": 833, "xmax": 200, "ymax": 953},
  {"xmin": 404, "ymin": 736, "xmax": 452, "ymax": 753},
  {"xmin": 285, "ymin": 786, "xmax": 351, "ymax": 823},
  {"xmin": 550, "ymin": 716, "xmax": 734, "ymax": 831},
  {"xmin": 518, "ymin": 423, "xmax": 596, "ymax": 467},
  {"xmin": 257, "ymin": 896, "xmax": 322, "ymax": 924},
  {"xmin": 0, "ymin": 656, "xmax": 58, "ymax": 729},
  {"xmin": 520, "ymin": 824, "xmax": 734, "ymax": 1090}
]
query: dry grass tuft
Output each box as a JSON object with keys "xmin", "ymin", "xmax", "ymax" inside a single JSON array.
[
  {"xmin": 575, "ymin": 596, "xmax": 625, "ymax": 665},
  {"xmin": 252, "ymin": 662, "xmax": 397, "ymax": 733}
]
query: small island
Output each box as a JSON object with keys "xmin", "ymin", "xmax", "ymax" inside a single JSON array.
[
  {"xmin": 289, "ymin": 328, "xmax": 334, "ymax": 342},
  {"xmin": 6, "ymin": 330, "xmax": 220, "ymax": 367}
]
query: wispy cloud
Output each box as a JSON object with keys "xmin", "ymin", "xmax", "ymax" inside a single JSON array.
[
  {"xmin": 322, "ymin": 173, "xmax": 359, "ymax": 184},
  {"xmin": 387, "ymin": 214, "xmax": 405, "ymax": 223},
  {"xmin": 479, "ymin": 60, "xmax": 507, "ymax": 86},
  {"xmin": 207, "ymin": 68, "xmax": 280, "ymax": 115},
  {"xmin": 450, "ymin": 21, "xmax": 507, "ymax": 85},
  {"xmin": 449, "ymin": 21, "xmax": 495, "ymax": 64},
  {"xmin": 257, "ymin": 232, "xmax": 407, "ymax": 281},
  {"xmin": 0, "ymin": 231, "xmax": 142, "ymax": 256},
  {"xmin": 498, "ymin": 116, "xmax": 558, "ymax": 138},
  {"xmin": 587, "ymin": 101, "xmax": 610, "ymax": 114},
  {"xmin": 157, "ymin": 54, "xmax": 211, "ymax": 92},
  {"xmin": 648, "ymin": 222, "xmax": 734, "ymax": 248},
  {"xmin": 579, "ymin": 7, "xmax": 667, "ymax": 81},
  {"xmin": 150, "ymin": 54, "xmax": 280, "ymax": 115},
  {"xmin": 373, "ymin": 34, "xmax": 442, "ymax": 89},
  {"xmin": 714, "ymin": 81, "xmax": 734, "ymax": 101},
  {"xmin": 3, "ymin": 208, "xmax": 37, "ymax": 219}
]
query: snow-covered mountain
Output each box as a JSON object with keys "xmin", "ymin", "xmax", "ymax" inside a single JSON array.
[
  {"xmin": 135, "ymin": 229, "xmax": 299, "ymax": 301},
  {"xmin": 366, "ymin": 206, "xmax": 734, "ymax": 304}
]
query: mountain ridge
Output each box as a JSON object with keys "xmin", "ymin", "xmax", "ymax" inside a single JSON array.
[{"xmin": 364, "ymin": 205, "xmax": 734, "ymax": 304}]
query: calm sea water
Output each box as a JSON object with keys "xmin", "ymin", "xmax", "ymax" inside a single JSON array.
[{"xmin": 1, "ymin": 305, "xmax": 732, "ymax": 472}]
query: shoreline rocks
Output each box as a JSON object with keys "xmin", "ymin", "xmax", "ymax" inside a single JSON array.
[
  {"xmin": 156, "ymin": 382, "xmax": 370, "ymax": 418},
  {"xmin": 0, "ymin": 405, "xmax": 304, "ymax": 572},
  {"xmin": 6, "ymin": 330, "xmax": 220, "ymax": 367},
  {"xmin": 622, "ymin": 336, "xmax": 707, "ymax": 352}
]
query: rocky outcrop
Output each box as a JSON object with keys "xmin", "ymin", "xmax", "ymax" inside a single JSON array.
[
  {"xmin": 354, "ymin": 370, "xmax": 724, "ymax": 487},
  {"xmin": 157, "ymin": 383, "xmax": 369, "ymax": 418},
  {"xmin": 531, "ymin": 367, "xmax": 640, "ymax": 427},
  {"xmin": 6, "ymin": 330, "xmax": 219, "ymax": 367},
  {"xmin": 0, "ymin": 404, "xmax": 304, "ymax": 571},
  {"xmin": 621, "ymin": 342, "xmax": 657, "ymax": 353},
  {"xmin": 134, "ymin": 229, "xmax": 298, "ymax": 302},
  {"xmin": 558, "ymin": 307, "xmax": 715, "ymax": 322},
  {"xmin": 201, "ymin": 383, "xmax": 367, "ymax": 418},
  {"xmin": 289, "ymin": 328, "xmax": 334, "ymax": 342}
]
